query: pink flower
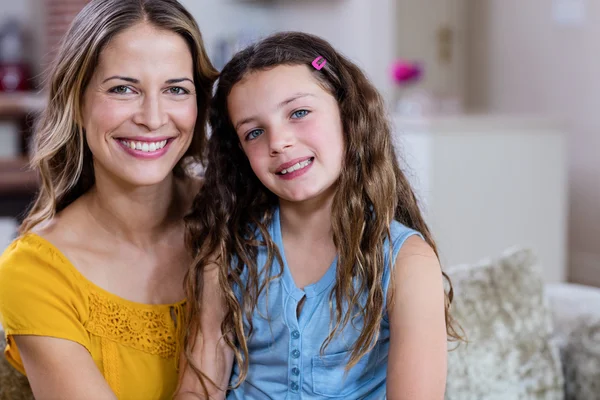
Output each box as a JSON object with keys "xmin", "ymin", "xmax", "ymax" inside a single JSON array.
[{"xmin": 391, "ymin": 60, "xmax": 422, "ymax": 86}]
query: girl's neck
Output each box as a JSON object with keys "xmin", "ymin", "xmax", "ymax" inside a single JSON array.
[
  {"xmin": 279, "ymin": 194, "xmax": 333, "ymax": 242},
  {"xmin": 82, "ymin": 170, "xmax": 183, "ymax": 249}
]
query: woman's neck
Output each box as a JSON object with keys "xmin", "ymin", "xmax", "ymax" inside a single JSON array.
[{"xmin": 82, "ymin": 171, "xmax": 183, "ymax": 249}]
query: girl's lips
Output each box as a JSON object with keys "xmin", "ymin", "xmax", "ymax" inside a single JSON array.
[
  {"xmin": 276, "ymin": 157, "xmax": 314, "ymax": 180},
  {"xmin": 276, "ymin": 156, "xmax": 314, "ymax": 174}
]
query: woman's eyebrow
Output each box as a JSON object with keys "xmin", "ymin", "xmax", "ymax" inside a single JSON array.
[
  {"xmin": 101, "ymin": 76, "xmax": 194, "ymax": 84},
  {"xmin": 102, "ymin": 76, "xmax": 139, "ymax": 84}
]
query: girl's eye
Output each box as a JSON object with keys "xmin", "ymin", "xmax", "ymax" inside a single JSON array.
[
  {"xmin": 246, "ymin": 129, "xmax": 264, "ymax": 141},
  {"xmin": 109, "ymin": 85, "xmax": 134, "ymax": 94},
  {"xmin": 291, "ymin": 109, "xmax": 310, "ymax": 119},
  {"xmin": 167, "ymin": 87, "xmax": 190, "ymax": 95}
]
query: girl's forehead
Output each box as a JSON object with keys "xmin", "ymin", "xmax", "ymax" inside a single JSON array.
[
  {"xmin": 236, "ymin": 65, "xmax": 323, "ymax": 93},
  {"xmin": 227, "ymin": 66, "xmax": 332, "ymax": 118}
]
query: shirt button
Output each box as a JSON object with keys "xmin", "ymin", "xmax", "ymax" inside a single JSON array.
[
  {"xmin": 291, "ymin": 330, "xmax": 300, "ymax": 339},
  {"xmin": 291, "ymin": 382, "xmax": 299, "ymax": 391},
  {"xmin": 292, "ymin": 367, "xmax": 300, "ymax": 376},
  {"xmin": 291, "ymin": 349, "xmax": 301, "ymax": 358}
]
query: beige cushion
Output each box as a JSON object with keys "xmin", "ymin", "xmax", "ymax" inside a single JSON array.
[
  {"xmin": 545, "ymin": 283, "xmax": 600, "ymax": 400},
  {"xmin": 444, "ymin": 248, "xmax": 564, "ymax": 400}
]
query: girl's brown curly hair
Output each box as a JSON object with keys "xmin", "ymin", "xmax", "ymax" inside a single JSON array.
[{"xmin": 184, "ymin": 31, "xmax": 462, "ymax": 393}]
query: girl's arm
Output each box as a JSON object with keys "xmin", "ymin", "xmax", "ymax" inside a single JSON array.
[
  {"xmin": 175, "ymin": 264, "xmax": 234, "ymax": 400},
  {"xmin": 14, "ymin": 336, "xmax": 118, "ymax": 400},
  {"xmin": 386, "ymin": 235, "xmax": 448, "ymax": 400}
]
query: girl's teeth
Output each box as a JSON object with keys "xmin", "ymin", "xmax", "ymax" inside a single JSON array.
[
  {"xmin": 120, "ymin": 139, "xmax": 168, "ymax": 153},
  {"xmin": 280, "ymin": 158, "xmax": 312, "ymax": 174}
]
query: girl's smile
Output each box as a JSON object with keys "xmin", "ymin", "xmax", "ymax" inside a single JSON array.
[{"xmin": 228, "ymin": 65, "xmax": 345, "ymax": 204}]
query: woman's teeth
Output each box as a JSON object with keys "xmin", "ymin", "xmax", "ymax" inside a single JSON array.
[
  {"xmin": 279, "ymin": 158, "xmax": 313, "ymax": 175},
  {"xmin": 119, "ymin": 139, "xmax": 168, "ymax": 152}
]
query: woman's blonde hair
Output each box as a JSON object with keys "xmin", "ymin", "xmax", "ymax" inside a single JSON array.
[{"xmin": 20, "ymin": 0, "xmax": 218, "ymax": 234}]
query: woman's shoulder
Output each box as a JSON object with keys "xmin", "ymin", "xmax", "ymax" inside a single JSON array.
[
  {"xmin": 0, "ymin": 230, "xmax": 82, "ymax": 288},
  {"xmin": 0, "ymin": 200, "xmax": 94, "ymax": 288},
  {"xmin": 0, "ymin": 230, "xmax": 90, "ymax": 327}
]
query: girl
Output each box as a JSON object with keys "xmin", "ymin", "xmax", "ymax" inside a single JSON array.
[{"xmin": 179, "ymin": 31, "xmax": 461, "ymax": 399}]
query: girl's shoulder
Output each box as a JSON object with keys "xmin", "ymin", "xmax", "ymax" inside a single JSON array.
[
  {"xmin": 388, "ymin": 220, "xmax": 423, "ymax": 247},
  {"xmin": 382, "ymin": 220, "xmax": 427, "ymax": 285}
]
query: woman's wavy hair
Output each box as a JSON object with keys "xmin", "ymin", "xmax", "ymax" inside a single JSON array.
[
  {"xmin": 19, "ymin": 0, "xmax": 218, "ymax": 234},
  {"xmin": 184, "ymin": 31, "xmax": 462, "ymax": 392}
]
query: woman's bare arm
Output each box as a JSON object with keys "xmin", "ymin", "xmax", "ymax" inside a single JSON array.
[
  {"xmin": 174, "ymin": 264, "xmax": 234, "ymax": 400},
  {"xmin": 15, "ymin": 335, "xmax": 117, "ymax": 400}
]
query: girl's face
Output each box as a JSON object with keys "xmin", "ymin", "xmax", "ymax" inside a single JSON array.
[
  {"xmin": 228, "ymin": 64, "xmax": 345, "ymax": 206},
  {"xmin": 82, "ymin": 22, "xmax": 197, "ymax": 188}
]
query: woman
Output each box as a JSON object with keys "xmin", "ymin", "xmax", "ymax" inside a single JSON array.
[{"xmin": 0, "ymin": 0, "xmax": 217, "ymax": 398}]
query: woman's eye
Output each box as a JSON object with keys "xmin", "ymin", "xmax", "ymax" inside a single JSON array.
[
  {"xmin": 109, "ymin": 85, "xmax": 134, "ymax": 94},
  {"xmin": 168, "ymin": 87, "xmax": 190, "ymax": 95},
  {"xmin": 291, "ymin": 110, "xmax": 309, "ymax": 119},
  {"xmin": 246, "ymin": 129, "xmax": 264, "ymax": 141}
]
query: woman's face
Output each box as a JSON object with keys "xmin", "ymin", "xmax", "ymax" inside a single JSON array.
[{"xmin": 82, "ymin": 22, "xmax": 197, "ymax": 188}]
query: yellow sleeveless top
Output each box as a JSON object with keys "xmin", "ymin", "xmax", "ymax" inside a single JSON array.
[{"xmin": 0, "ymin": 233, "xmax": 186, "ymax": 399}]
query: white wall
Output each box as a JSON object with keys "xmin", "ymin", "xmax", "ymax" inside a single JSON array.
[
  {"xmin": 396, "ymin": 0, "xmax": 467, "ymax": 105},
  {"xmin": 395, "ymin": 115, "xmax": 568, "ymax": 282},
  {"xmin": 1, "ymin": 0, "xmax": 397, "ymax": 102},
  {"xmin": 271, "ymin": 0, "xmax": 397, "ymax": 105},
  {"xmin": 179, "ymin": 0, "xmax": 275, "ymax": 62},
  {"xmin": 466, "ymin": 0, "xmax": 600, "ymax": 286},
  {"xmin": 180, "ymin": 0, "xmax": 397, "ymax": 107}
]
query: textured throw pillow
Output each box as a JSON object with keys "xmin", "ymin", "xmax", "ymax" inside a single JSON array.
[
  {"xmin": 546, "ymin": 282, "xmax": 600, "ymax": 399},
  {"xmin": 561, "ymin": 315, "xmax": 600, "ymax": 400},
  {"xmin": 444, "ymin": 248, "xmax": 564, "ymax": 400}
]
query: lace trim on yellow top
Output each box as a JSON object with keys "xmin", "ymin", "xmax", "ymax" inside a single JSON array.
[
  {"xmin": 21, "ymin": 233, "xmax": 186, "ymax": 359},
  {"xmin": 87, "ymin": 292, "xmax": 184, "ymax": 358}
]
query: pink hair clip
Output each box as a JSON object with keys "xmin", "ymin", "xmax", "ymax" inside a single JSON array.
[{"xmin": 312, "ymin": 56, "xmax": 327, "ymax": 70}]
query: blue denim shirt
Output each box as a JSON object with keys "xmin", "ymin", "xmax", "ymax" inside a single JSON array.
[{"xmin": 227, "ymin": 207, "xmax": 422, "ymax": 399}]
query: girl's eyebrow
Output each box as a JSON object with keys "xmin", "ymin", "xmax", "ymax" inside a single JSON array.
[
  {"xmin": 276, "ymin": 92, "xmax": 314, "ymax": 109},
  {"xmin": 235, "ymin": 92, "xmax": 315, "ymax": 131}
]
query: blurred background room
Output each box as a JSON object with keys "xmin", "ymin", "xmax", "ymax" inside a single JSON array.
[
  {"xmin": 1, "ymin": 0, "xmax": 600, "ymax": 398},
  {"xmin": 2, "ymin": 0, "xmax": 597, "ymax": 285}
]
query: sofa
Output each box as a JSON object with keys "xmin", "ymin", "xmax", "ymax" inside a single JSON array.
[
  {"xmin": 445, "ymin": 247, "xmax": 600, "ymax": 400},
  {"xmin": 1, "ymin": 248, "xmax": 600, "ymax": 399}
]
